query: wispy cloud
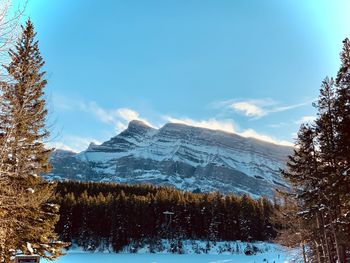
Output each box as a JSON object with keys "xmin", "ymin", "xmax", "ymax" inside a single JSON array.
[
  {"xmin": 163, "ymin": 116, "xmax": 237, "ymax": 134},
  {"xmin": 268, "ymin": 115, "xmax": 316, "ymax": 129},
  {"xmin": 239, "ymin": 129, "xmax": 293, "ymax": 146},
  {"xmin": 231, "ymin": 101, "xmax": 266, "ymax": 117},
  {"xmin": 163, "ymin": 116, "xmax": 293, "ymax": 146},
  {"xmin": 295, "ymin": 115, "xmax": 316, "ymax": 124},
  {"xmin": 267, "ymin": 122, "xmax": 289, "ymax": 128},
  {"xmin": 79, "ymin": 101, "xmax": 154, "ymax": 132},
  {"xmin": 51, "ymin": 96, "xmax": 294, "ymax": 150},
  {"xmin": 270, "ymin": 102, "xmax": 311, "ymax": 113},
  {"xmin": 215, "ymin": 98, "xmax": 314, "ymax": 118},
  {"xmin": 51, "ymin": 94, "xmax": 74, "ymax": 111},
  {"xmin": 48, "ymin": 136, "xmax": 101, "ymax": 153}
]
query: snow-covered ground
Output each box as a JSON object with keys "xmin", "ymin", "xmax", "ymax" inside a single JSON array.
[
  {"xmin": 42, "ymin": 252, "xmax": 297, "ymax": 263},
  {"xmin": 42, "ymin": 241, "xmax": 302, "ymax": 263}
]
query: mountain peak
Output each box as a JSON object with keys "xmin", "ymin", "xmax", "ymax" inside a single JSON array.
[
  {"xmin": 87, "ymin": 142, "xmax": 98, "ymax": 151},
  {"xmin": 128, "ymin": 120, "xmax": 153, "ymax": 129},
  {"xmin": 118, "ymin": 120, "xmax": 156, "ymax": 138},
  {"xmin": 161, "ymin": 122, "xmax": 188, "ymax": 130}
]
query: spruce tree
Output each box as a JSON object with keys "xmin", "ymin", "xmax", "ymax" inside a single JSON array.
[
  {"xmin": 280, "ymin": 39, "xmax": 350, "ymax": 262},
  {"xmin": 335, "ymin": 38, "xmax": 350, "ymax": 199},
  {"xmin": 0, "ymin": 20, "xmax": 65, "ymax": 261},
  {"xmin": 334, "ymin": 37, "xmax": 350, "ymax": 261},
  {"xmin": 281, "ymin": 124, "xmax": 324, "ymax": 261},
  {"xmin": 314, "ymin": 77, "xmax": 345, "ymax": 263}
]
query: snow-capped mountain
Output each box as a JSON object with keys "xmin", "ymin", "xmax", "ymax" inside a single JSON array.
[{"xmin": 47, "ymin": 120, "xmax": 292, "ymax": 198}]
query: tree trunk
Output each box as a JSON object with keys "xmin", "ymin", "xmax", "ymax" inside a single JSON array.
[
  {"xmin": 330, "ymin": 218, "xmax": 342, "ymax": 263},
  {"xmin": 302, "ymin": 241, "xmax": 308, "ymax": 263},
  {"xmin": 324, "ymin": 234, "xmax": 334, "ymax": 263},
  {"xmin": 316, "ymin": 212, "xmax": 327, "ymax": 262},
  {"xmin": 320, "ymin": 210, "xmax": 333, "ymax": 263},
  {"xmin": 339, "ymin": 245, "xmax": 346, "ymax": 263}
]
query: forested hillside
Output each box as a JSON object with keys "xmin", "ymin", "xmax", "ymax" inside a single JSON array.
[{"xmin": 55, "ymin": 181, "xmax": 278, "ymax": 252}]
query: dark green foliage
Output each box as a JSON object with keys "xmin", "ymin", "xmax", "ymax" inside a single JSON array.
[
  {"xmin": 280, "ymin": 38, "xmax": 350, "ymax": 263},
  {"xmin": 55, "ymin": 181, "xmax": 277, "ymax": 252}
]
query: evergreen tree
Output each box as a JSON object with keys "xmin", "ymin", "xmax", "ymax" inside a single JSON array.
[
  {"xmin": 239, "ymin": 194, "xmax": 255, "ymax": 241},
  {"xmin": 335, "ymin": 39, "xmax": 350, "ymax": 210},
  {"xmin": 0, "ymin": 20, "xmax": 65, "ymax": 261},
  {"xmin": 281, "ymin": 124, "xmax": 324, "ymax": 262},
  {"xmin": 315, "ymin": 77, "xmax": 347, "ymax": 263},
  {"xmin": 334, "ymin": 37, "xmax": 350, "ymax": 262},
  {"xmin": 279, "ymin": 39, "xmax": 350, "ymax": 263},
  {"xmin": 259, "ymin": 196, "xmax": 275, "ymax": 240}
]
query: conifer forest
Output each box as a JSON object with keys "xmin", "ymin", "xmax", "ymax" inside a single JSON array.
[{"xmin": 55, "ymin": 181, "xmax": 277, "ymax": 252}]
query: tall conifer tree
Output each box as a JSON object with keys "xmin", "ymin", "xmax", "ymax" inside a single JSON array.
[
  {"xmin": 0, "ymin": 20, "xmax": 65, "ymax": 261},
  {"xmin": 335, "ymin": 38, "xmax": 350, "ymax": 190},
  {"xmin": 280, "ymin": 39, "xmax": 350, "ymax": 263},
  {"xmin": 334, "ymin": 37, "xmax": 350, "ymax": 261}
]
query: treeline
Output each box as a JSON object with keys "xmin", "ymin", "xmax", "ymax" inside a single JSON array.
[
  {"xmin": 280, "ymin": 39, "xmax": 350, "ymax": 263},
  {"xmin": 55, "ymin": 181, "xmax": 277, "ymax": 252}
]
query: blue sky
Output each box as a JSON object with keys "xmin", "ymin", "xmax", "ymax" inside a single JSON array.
[{"xmin": 10, "ymin": 0, "xmax": 350, "ymax": 151}]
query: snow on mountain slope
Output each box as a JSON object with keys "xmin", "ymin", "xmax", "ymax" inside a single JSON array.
[{"xmin": 47, "ymin": 120, "xmax": 292, "ymax": 198}]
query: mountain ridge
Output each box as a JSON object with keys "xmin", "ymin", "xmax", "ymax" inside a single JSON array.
[{"xmin": 47, "ymin": 120, "xmax": 292, "ymax": 198}]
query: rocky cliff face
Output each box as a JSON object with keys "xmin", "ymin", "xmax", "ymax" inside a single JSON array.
[{"xmin": 47, "ymin": 120, "xmax": 292, "ymax": 198}]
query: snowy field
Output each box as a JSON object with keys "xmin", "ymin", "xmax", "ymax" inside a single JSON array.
[
  {"xmin": 42, "ymin": 251, "xmax": 298, "ymax": 263},
  {"xmin": 42, "ymin": 241, "xmax": 302, "ymax": 263}
]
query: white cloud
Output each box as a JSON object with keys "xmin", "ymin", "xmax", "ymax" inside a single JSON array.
[
  {"xmin": 80, "ymin": 101, "xmax": 154, "ymax": 132},
  {"xmin": 216, "ymin": 98, "xmax": 314, "ymax": 118},
  {"xmin": 270, "ymin": 102, "xmax": 311, "ymax": 113},
  {"xmin": 117, "ymin": 108, "xmax": 140, "ymax": 122},
  {"xmin": 163, "ymin": 116, "xmax": 237, "ymax": 134},
  {"xmin": 295, "ymin": 115, "xmax": 316, "ymax": 124},
  {"xmin": 267, "ymin": 122, "xmax": 289, "ymax": 128},
  {"xmin": 231, "ymin": 102, "xmax": 265, "ymax": 117},
  {"xmin": 51, "ymin": 96, "xmax": 294, "ymax": 149},
  {"xmin": 163, "ymin": 116, "xmax": 293, "ymax": 146},
  {"xmin": 80, "ymin": 102, "xmax": 294, "ymax": 146},
  {"xmin": 51, "ymin": 94, "xmax": 74, "ymax": 111},
  {"xmin": 240, "ymin": 129, "xmax": 293, "ymax": 146},
  {"xmin": 48, "ymin": 136, "xmax": 101, "ymax": 153},
  {"xmin": 47, "ymin": 142, "xmax": 77, "ymax": 152}
]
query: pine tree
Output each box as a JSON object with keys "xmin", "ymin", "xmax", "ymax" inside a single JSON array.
[
  {"xmin": 281, "ymin": 124, "xmax": 324, "ymax": 262},
  {"xmin": 0, "ymin": 20, "xmax": 65, "ymax": 261},
  {"xmin": 335, "ymin": 39, "xmax": 350, "ymax": 207},
  {"xmin": 315, "ymin": 77, "xmax": 347, "ymax": 263},
  {"xmin": 279, "ymin": 39, "xmax": 350, "ymax": 263},
  {"xmin": 334, "ymin": 37, "xmax": 350, "ymax": 262},
  {"xmin": 239, "ymin": 194, "xmax": 255, "ymax": 241}
]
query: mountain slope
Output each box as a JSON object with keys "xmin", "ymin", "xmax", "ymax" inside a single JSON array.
[{"xmin": 47, "ymin": 120, "xmax": 292, "ymax": 198}]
